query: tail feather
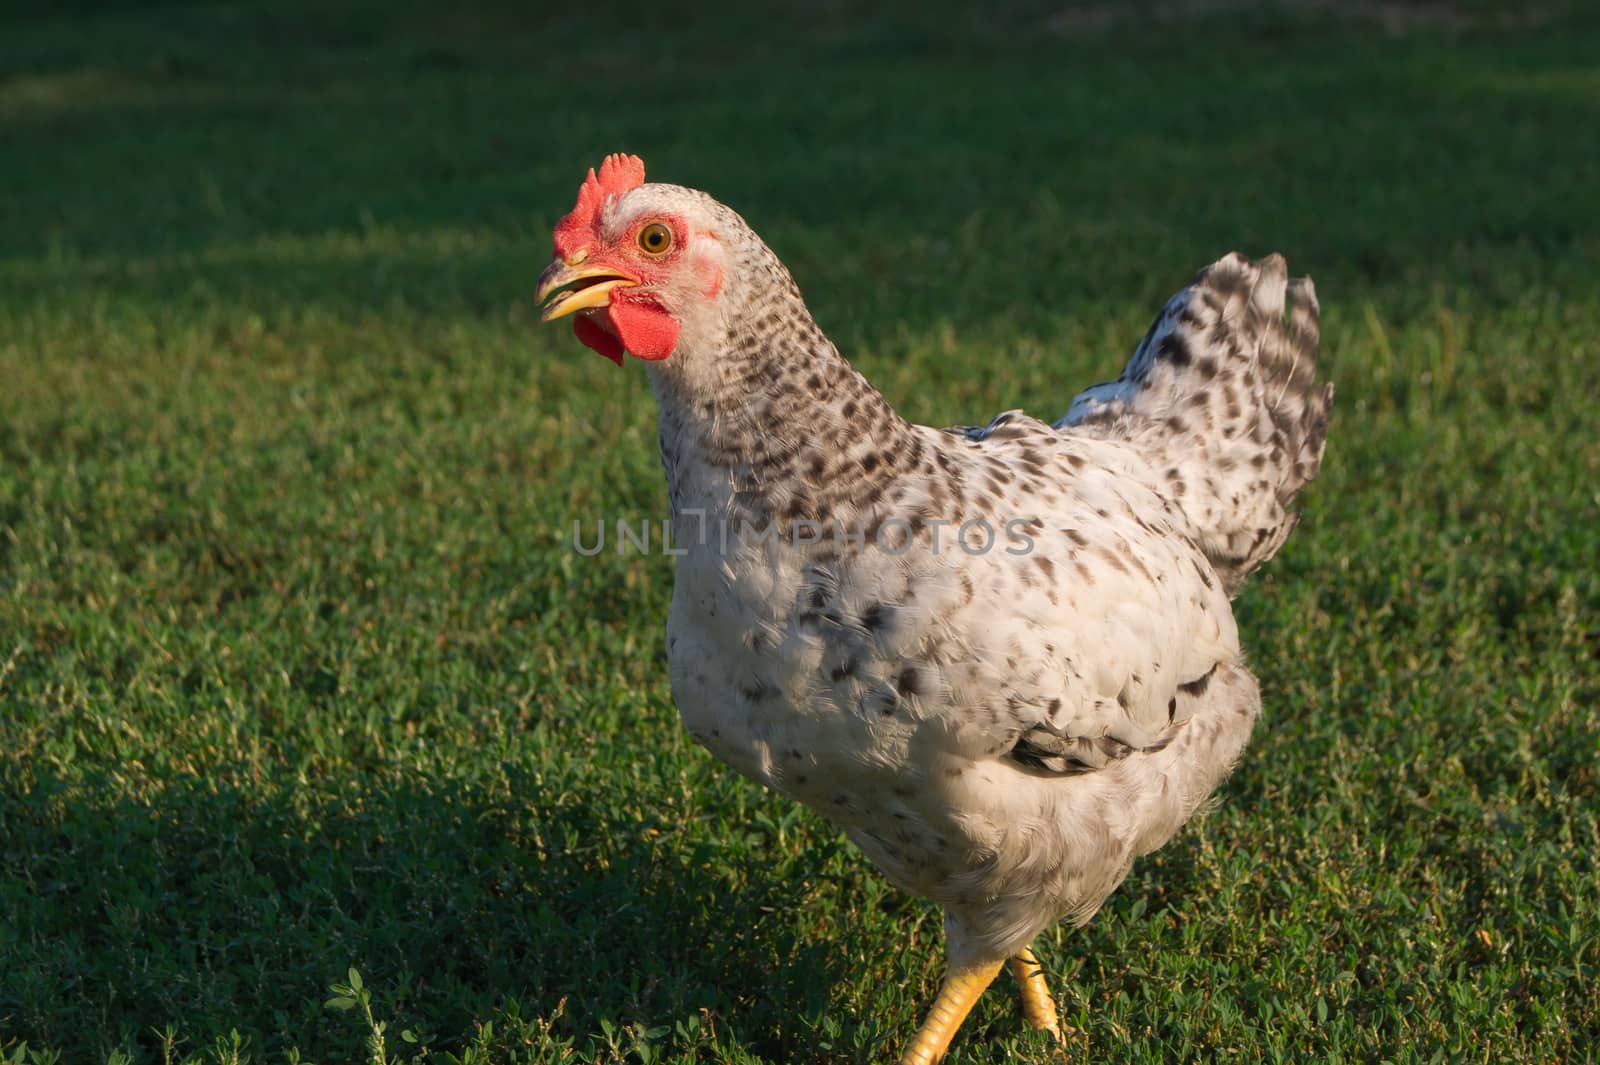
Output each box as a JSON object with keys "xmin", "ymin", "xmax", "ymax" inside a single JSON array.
[{"xmin": 1058, "ymin": 252, "xmax": 1334, "ymax": 593}]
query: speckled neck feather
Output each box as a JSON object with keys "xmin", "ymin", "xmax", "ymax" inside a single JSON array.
[{"xmin": 646, "ymin": 236, "xmax": 913, "ymax": 528}]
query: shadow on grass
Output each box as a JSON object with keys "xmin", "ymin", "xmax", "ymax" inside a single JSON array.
[{"xmin": 2, "ymin": 754, "xmax": 858, "ymax": 1061}]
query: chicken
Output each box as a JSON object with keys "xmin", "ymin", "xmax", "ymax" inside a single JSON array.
[{"xmin": 536, "ymin": 154, "xmax": 1333, "ymax": 1064}]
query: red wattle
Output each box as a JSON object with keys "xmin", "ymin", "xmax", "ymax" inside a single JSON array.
[
  {"xmin": 573, "ymin": 315, "xmax": 624, "ymax": 365},
  {"xmin": 609, "ymin": 299, "xmax": 680, "ymax": 362}
]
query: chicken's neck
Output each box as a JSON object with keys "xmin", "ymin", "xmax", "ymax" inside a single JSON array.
[{"xmin": 645, "ymin": 297, "xmax": 915, "ymax": 533}]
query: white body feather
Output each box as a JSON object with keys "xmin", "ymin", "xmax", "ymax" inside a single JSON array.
[{"xmin": 664, "ymin": 418, "xmax": 1257, "ymax": 963}]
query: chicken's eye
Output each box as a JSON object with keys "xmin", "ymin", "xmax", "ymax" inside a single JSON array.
[{"xmin": 637, "ymin": 223, "xmax": 674, "ymax": 256}]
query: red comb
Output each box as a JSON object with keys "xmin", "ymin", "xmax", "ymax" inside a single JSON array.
[{"xmin": 553, "ymin": 153, "xmax": 647, "ymax": 257}]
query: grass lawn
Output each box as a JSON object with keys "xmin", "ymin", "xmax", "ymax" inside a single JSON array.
[{"xmin": 2, "ymin": 2, "xmax": 1597, "ymax": 1062}]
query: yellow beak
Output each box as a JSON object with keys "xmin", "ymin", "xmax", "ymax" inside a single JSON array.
[{"xmin": 536, "ymin": 255, "xmax": 639, "ymax": 322}]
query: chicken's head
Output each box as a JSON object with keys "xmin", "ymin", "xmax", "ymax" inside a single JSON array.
[{"xmin": 536, "ymin": 154, "xmax": 730, "ymax": 365}]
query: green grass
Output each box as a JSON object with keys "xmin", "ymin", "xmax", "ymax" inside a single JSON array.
[{"xmin": 2, "ymin": 2, "xmax": 1598, "ymax": 1062}]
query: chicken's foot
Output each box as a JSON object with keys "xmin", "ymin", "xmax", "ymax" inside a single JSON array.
[
  {"xmin": 1009, "ymin": 946, "xmax": 1065, "ymax": 1045},
  {"xmin": 897, "ymin": 959, "xmax": 1003, "ymax": 1065}
]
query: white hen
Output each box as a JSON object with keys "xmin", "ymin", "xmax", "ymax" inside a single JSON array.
[{"xmin": 537, "ymin": 154, "xmax": 1333, "ymax": 1064}]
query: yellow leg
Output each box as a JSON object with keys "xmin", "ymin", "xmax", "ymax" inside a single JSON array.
[
  {"xmin": 1009, "ymin": 947, "xmax": 1065, "ymax": 1044},
  {"xmin": 897, "ymin": 960, "xmax": 1004, "ymax": 1065}
]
